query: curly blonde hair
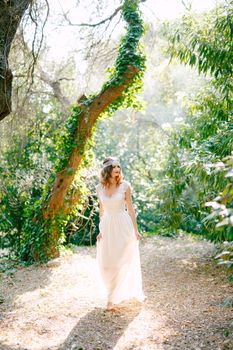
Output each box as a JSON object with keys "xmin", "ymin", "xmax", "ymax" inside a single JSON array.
[{"xmin": 100, "ymin": 157, "xmax": 123, "ymax": 188}]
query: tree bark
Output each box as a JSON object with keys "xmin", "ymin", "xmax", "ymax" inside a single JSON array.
[
  {"xmin": 44, "ymin": 65, "xmax": 139, "ymax": 219},
  {"xmin": 0, "ymin": 0, "xmax": 31, "ymax": 120}
]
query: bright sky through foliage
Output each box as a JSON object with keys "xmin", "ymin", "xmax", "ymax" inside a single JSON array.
[
  {"xmin": 52, "ymin": 0, "xmax": 217, "ymax": 22},
  {"xmin": 144, "ymin": 0, "xmax": 217, "ymax": 19},
  {"xmin": 42, "ymin": 0, "xmax": 218, "ymax": 71}
]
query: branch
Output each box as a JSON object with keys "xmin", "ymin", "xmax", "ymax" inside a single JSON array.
[
  {"xmin": 44, "ymin": 65, "xmax": 140, "ymax": 218},
  {"xmin": 63, "ymin": 6, "xmax": 122, "ymax": 27},
  {"xmin": 62, "ymin": 0, "xmax": 147, "ymax": 27},
  {"xmin": 27, "ymin": 0, "xmax": 50, "ymax": 87},
  {"xmin": 38, "ymin": 67, "xmax": 71, "ymax": 110}
]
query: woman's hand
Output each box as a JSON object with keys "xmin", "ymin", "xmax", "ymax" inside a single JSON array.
[
  {"xmin": 97, "ymin": 232, "xmax": 103, "ymax": 240},
  {"xmin": 134, "ymin": 230, "xmax": 142, "ymax": 240}
]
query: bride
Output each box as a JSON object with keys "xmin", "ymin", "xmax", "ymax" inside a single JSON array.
[{"xmin": 95, "ymin": 156, "xmax": 145, "ymax": 310}]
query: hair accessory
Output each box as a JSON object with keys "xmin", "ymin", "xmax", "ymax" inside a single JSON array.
[{"xmin": 102, "ymin": 158, "xmax": 121, "ymax": 169}]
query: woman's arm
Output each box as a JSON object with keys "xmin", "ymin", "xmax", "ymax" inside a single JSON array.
[
  {"xmin": 96, "ymin": 186, "xmax": 104, "ymax": 240},
  {"xmin": 99, "ymin": 201, "xmax": 104, "ymax": 218},
  {"xmin": 96, "ymin": 186, "xmax": 104, "ymax": 218},
  {"xmin": 125, "ymin": 184, "xmax": 142, "ymax": 240}
]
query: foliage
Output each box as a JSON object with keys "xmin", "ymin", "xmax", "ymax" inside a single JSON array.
[
  {"xmin": 53, "ymin": 0, "xmax": 146, "ymax": 172},
  {"xmin": 157, "ymin": 89, "xmax": 232, "ymax": 239},
  {"xmin": 0, "ymin": 113, "xmax": 57, "ymax": 261},
  {"xmin": 165, "ymin": 2, "xmax": 233, "ymax": 95},
  {"xmin": 216, "ymin": 243, "xmax": 233, "ymax": 285},
  {"xmin": 46, "ymin": 0, "xmax": 147, "ymax": 247},
  {"xmin": 156, "ymin": 1, "xmax": 233, "ymax": 241},
  {"xmin": 205, "ymin": 155, "xmax": 233, "ymax": 282},
  {"xmin": 205, "ymin": 155, "xmax": 233, "ymax": 233},
  {"xmin": 92, "ymin": 20, "xmax": 203, "ymax": 235},
  {"xmin": 0, "ymin": 0, "xmax": 146, "ymax": 263},
  {"xmin": 64, "ymin": 194, "xmax": 99, "ymax": 246}
]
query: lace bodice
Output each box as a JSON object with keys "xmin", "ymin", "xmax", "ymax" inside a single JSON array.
[{"xmin": 96, "ymin": 180, "xmax": 132, "ymax": 215}]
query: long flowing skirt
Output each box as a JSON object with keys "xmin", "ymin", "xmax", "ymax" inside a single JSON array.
[{"xmin": 96, "ymin": 211, "xmax": 145, "ymax": 304}]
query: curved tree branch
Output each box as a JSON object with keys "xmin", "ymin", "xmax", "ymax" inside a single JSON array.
[
  {"xmin": 62, "ymin": 0, "xmax": 147, "ymax": 27},
  {"xmin": 63, "ymin": 5, "xmax": 123, "ymax": 27},
  {"xmin": 44, "ymin": 65, "xmax": 140, "ymax": 218}
]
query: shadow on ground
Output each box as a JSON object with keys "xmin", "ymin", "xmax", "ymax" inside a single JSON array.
[{"xmin": 58, "ymin": 303, "xmax": 142, "ymax": 350}]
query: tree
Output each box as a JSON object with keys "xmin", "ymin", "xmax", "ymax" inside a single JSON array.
[
  {"xmin": 16, "ymin": 0, "xmax": 146, "ymax": 262},
  {"xmin": 0, "ymin": 0, "xmax": 32, "ymax": 120},
  {"xmin": 157, "ymin": 1, "xmax": 233, "ymax": 240}
]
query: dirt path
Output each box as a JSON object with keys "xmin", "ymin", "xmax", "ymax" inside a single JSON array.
[{"xmin": 0, "ymin": 235, "xmax": 232, "ymax": 350}]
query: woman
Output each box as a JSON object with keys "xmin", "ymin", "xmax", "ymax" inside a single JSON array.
[{"xmin": 96, "ymin": 156, "xmax": 145, "ymax": 310}]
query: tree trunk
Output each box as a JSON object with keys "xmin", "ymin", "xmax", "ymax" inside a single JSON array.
[
  {"xmin": 44, "ymin": 65, "xmax": 139, "ymax": 220},
  {"xmin": 0, "ymin": 0, "xmax": 31, "ymax": 120},
  {"xmin": 29, "ymin": 0, "xmax": 145, "ymax": 261}
]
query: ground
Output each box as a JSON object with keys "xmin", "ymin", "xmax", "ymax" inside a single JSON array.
[{"xmin": 0, "ymin": 235, "xmax": 233, "ymax": 350}]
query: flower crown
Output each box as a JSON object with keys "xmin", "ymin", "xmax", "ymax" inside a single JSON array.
[{"xmin": 102, "ymin": 158, "xmax": 121, "ymax": 169}]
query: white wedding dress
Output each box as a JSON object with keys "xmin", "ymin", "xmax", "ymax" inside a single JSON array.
[{"xmin": 96, "ymin": 180, "xmax": 145, "ymax": 304}]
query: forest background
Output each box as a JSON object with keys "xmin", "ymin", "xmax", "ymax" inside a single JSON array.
[{"xmin": 0, "ymin": 0, "xmax": 232, "ymax": 278}]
